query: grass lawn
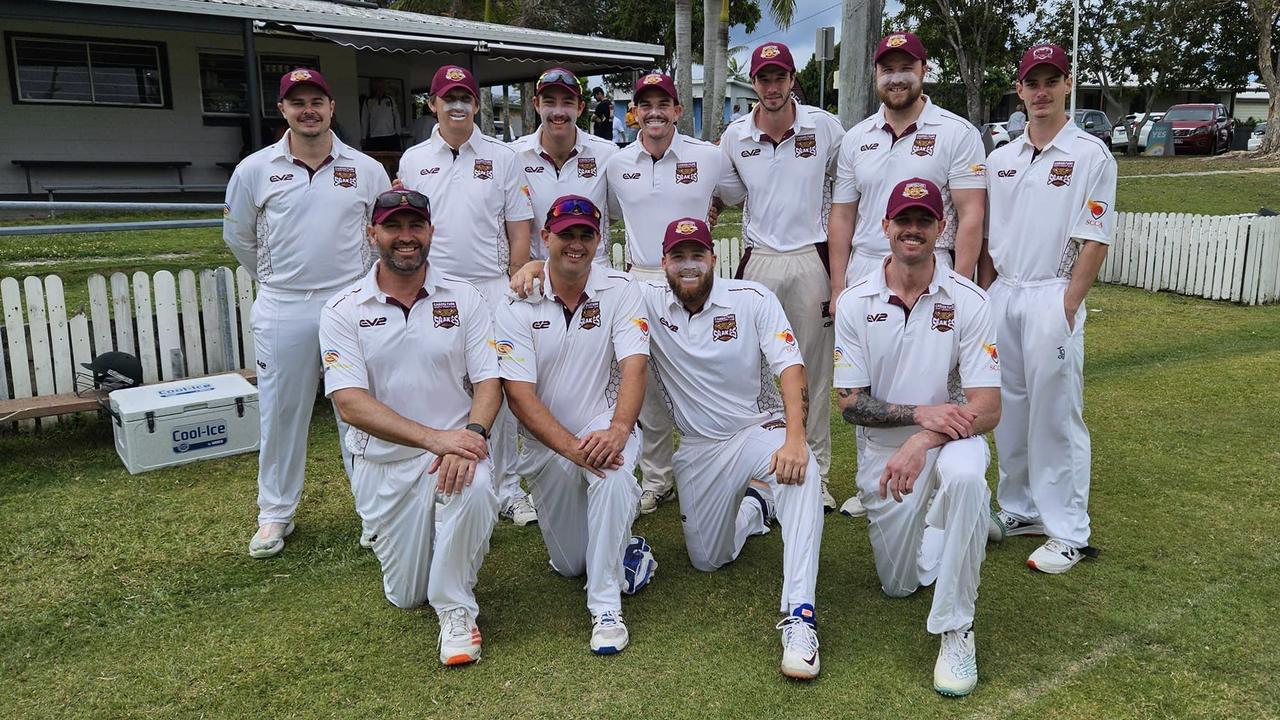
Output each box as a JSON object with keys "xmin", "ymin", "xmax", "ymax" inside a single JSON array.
[
  {"xmin": 1114, "ymin": 153, "xmax": 1280, "ymax": 177},
  {"xmin": 2, "ymin": 284, "xmax": 1278, "ymax": 719}
]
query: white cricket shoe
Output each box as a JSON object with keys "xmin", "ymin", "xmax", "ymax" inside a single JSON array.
[
  {"xmin": 247, "ymin": 521, "xmax": 295, "ymax": 559},
  {"xmin": 438, "ymin": 607, "xmax": 482, "ymax": 666},
  {"xmin": 1027, "ymin": 538, "xmax": 1083, "ymax": 574},
  {"xmin": 989, "ymin": 509, "xmax": 1044, "ymax": 542},
  {"xmin": 500, "ymin": 494, "xmax": 538, "ymax": 526},
  {"xmin": 589, "ymin": 610, "xmax": 629, "ymax": 655},
  {"xmin": 637, "ymin": 488, "xmax": 674, "ymax": 515},
  {"xmin": 776, "ymin": 604, "xmax": 820, "ymax": 680},
  {"xmin": 934, "ymin": 627, "xmax": 978, "ymax": 697},
  {"xmin": 839, "ymin": 494, "xmax": 867, "ymax": 518},
  {"xmin": 359, "ymin": 527, "xmax": 377, "ymax": 549},
  {"xmin": 820, "ymin": 482, "xmax": 837, "ymax": 513}
]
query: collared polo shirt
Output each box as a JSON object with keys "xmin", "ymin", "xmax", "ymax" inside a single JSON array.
[
  {"xmin": 833, "ymin": 259, "xmax": 1000, "ymax": 447},
  {"xmin": 223, "ymin": 130, "xmax": 391, "ymax": 291},
  {"xmin": 399, "ymin": 125, "xmax": 534, "ymax": 281},
  {"xmin": 319, "ymin": 262, "xmax": 498, "ymax": 463},
  {"xmin": 497, "ymin": 264, "xmax": 649, "ymax": 439},
  {"xmin": 637, "ymin": 278, "xmax": 801, "ymax": 440},
  {"xmin": 985, "ymin": 122, "xmax": 1118, "ymax": 282},
  {"xmin": 718, "ymin": 101, "xmax": 845, "ymax": 251},
  {"xmin": 510, "ymin": 126, "xmax": 619, "ymax": 263}
]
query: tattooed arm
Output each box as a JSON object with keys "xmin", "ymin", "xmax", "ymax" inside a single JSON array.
[{"xmin": 837, "ymin": 387, "xmax": 978, "ymax": 439}]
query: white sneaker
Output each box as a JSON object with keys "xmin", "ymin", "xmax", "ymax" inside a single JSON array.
[
  {"xmin": 820, "ymin": 482, "xmax": 837, "ymax": 513},
  {"xmin": 990, "ymin": 509, "xmax": 1045, "ymax": 541},
  {"xmin": 637, "ymin": 488, "xmax": 674, "ymax": 515},
  {"xmin": 934, "ymin": 627, "xmax": 978, "ymax": 697},
  {"xmin": 1028, "ymin": 538, "xmax": 1083, "ymax": 574},
  {"xmin": 500, "ymin": 494, "xmax": 538, "ymax": 526},
  {"xmin": 247, "ymin": 521, "xmax": 295, "ymax": 559},
  {"xmin": 839, "ymin": 494, "xmax": 867, "ymax": 518},
  {"xmin": 438, "ymin": 607, "xmax": 482, "ymax": 666},
  {"xmin": 359, "ymin": 528, "xmax": 377, "ymax": 548},
  {"xmin": 589, "ymin": 610, "xmax": 629, "ymax": 655},
  {"xmin": 776, "ymin": 604, "xmax": 820, "ymax": 680}
]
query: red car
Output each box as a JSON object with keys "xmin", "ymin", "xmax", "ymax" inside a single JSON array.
[{"xmin": 1163, "ymin": 103, "xmax": 1234, "ymax": 155}]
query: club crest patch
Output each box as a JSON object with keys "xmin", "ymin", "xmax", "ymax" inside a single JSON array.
[
  {"xmin": 675, "ymin": 161, "xmax": 698, "ymax": 184},
  {"xmin": 761, "ymin": 45, "xmax": 781, "ymax": 58},
  {"xmin": 911, "ymin": 134, "xmax": 936, "ymax": 157},
  {"xmin": 1048, "ymin": 160, "xmax": 1075, "ymax": 187},
  {"xmin": 794, "ymin": 133, "xmax": 817, "ymax": 158},
  {"xmin": 474, "ymin": 159, "xmax": 493, "ymax": 180},
  {"xmin": 641, "ymin": 74, "xmax": 663, "ymax": 85},
  {"xmin": 1032, "ymin": 46, "xmax": 1054, "ymax": 60},
  {"xmin": 886, "ymin": 34, "xmax": 908, "ymax": 48},
  {"xmin": 576, "ymin": 157, "xmax": 597, "ymax": 178},
  {"xmin": 579, "ymin": 299, "xmax": 601, "ymax": 329},
  {"xmin": 432, "ymin": 301, "xmax": 459, "ymax": 328},
  {"xmin": 931, "ymin": 302, "xmax": 955, "ymax": 332},
  {"xmin": 445, "ymin": 67, "xmax": 466, "ymax": 81},
  {"xmin": 712, "ymin": 314, "xmax": 738, "ymax": 342},
  {"xmin": 333, "ymin": 166, "xmax": 357, "ymax": 188}
]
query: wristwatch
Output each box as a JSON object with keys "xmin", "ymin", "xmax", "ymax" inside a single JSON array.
[{"xmin": 464, "ymin": 422, "xmax": 489, "ymax": 439}]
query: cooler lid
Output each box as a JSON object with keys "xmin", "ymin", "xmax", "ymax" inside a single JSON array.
[{"xmin": 110, "ymin": 373, "xmax": 258, "ymax": 421}]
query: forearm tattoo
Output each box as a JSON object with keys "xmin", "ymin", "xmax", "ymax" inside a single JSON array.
[
  {"xmin": 799, "ymin": 387, "xmax": 809, "ymax": 426},
  {"xmin": 841, "ymin": 388, "xmax": 917, "ymax": 428}
]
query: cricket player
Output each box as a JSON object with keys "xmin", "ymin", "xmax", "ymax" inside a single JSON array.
[
  {"xmin": 399, "ymin": 65, "xmax": 538, "ymax": 527},
  {"xmin": 319, "ymin": 188, "xmax": 499, "ymax": 666},
  {"xmin": 835, "ymin": 177, "xmax": 1001, "ymax": 697},
  {"xmin": 826, "ymin": 31, "xmax": 987, "ymax": 519},
  {"xmin": 498, "ymin": 195, "xmax": 657, "ymax": 655},
  {"xmin": 604, "ymin": 72, "xmax": 734, "ymax": 515},
  {"xmin": 717, "ymin": 41, "xmax": 846, "ymax": 513},
  {"xmin": 980, "ymin": 44, "xmax": 1116, "ymax": 574},
  {"xmin": 224, "ymin": 68, "xmax": 391, "ymax": 558},
  {"xmin": 511, "ymin": 68, "xmax": 619, "ymax": 265}
]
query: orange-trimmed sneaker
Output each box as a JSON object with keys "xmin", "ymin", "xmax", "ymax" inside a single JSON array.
[{"xmin": 438, "ymin": 607, "xmax": 482, "ymax": 666}]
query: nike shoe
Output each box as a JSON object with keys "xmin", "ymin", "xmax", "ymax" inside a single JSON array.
[
  {"xmin": 934, "ymin": 627, "xmax": 978, "ymax": 697},
  {"xmin": 637, "ymin": 488, "xmax": 674, "ymax": 515},
  {"xmin": 776, "ymin": 604, "xmax": 820, "ymax": 680},
  {"xmin": 438, "ymin": 607, "xmax": 483, "ymax": 666},
  {"xmin": 745, "ymin": 485, "xmax": 776, "ymax": 528},
  {"xmin": 589, "ymin": 610, "xmax": 629, "ymax": 655},
  {"xmin": 247, "ymin": 521, "xmax": 295, "ymax": 559},
  {"xmin": 990, "ymin": 509, "xmax": 1044, "ymax": 541},
  {"xmin": 839, "ymin": 494, "xmax": 867, "ymax": 518},
  {"xmin": 359, "ymin": 528, "xmax": 377, "ymax": 549},
  {"xmin": 499, "ymin": 493, "xmax": 538, "ymax": 526},
  {"xmin": 820, "ymin": 482, "xmax": 837, "ymax": 513},
  {"xmin": 621, "ymin": 535, "xmax": 657, "ymax": 595},
  {"xmin": 1027, "ymin": 538, "xmax": 1083, "ymax": 574}
]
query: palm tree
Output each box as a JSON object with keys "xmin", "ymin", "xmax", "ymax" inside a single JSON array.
[
  {"xmin": 675, "ymin": 0, "xmax": 695, "ymax": 135},
  {"xmin": 703, "ymin": 0, "xmax": 795, "ymax": 140}
]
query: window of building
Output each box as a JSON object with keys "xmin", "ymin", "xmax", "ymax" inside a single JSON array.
[
  {"xmin": 198, "ymin": 52, "xmax": 321, "ymax": 118},
  {"xmin": 7, "ymin": 33, "xmax": 168, "ymax": 108}
]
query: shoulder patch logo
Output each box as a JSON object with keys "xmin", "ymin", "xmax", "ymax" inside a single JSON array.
[
  {"xmin": 1086, "ymin": 199, "xmax": 1108, "ymax": 226},
  {"xmin": 432, "ymin": 301, "xmax": 459, "ymax": 328},
  {"xmin": 712, "ymin": 314, "xmax": 738, "ymax": 342},
  {"xmin": 632, "ymin": 317, "xmax": 649, "ymax": 335}
]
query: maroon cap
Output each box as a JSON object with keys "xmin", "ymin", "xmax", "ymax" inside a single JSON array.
[
  {"xmin": 545, "ymin": 195, "xmax": 601, "ymax": 236},
  {"xmin": 430, "ymin": 65, "xmax": 479, "ymax": 99},
  {"xmin": 1018, "ymin": 44, "xmax": 1071, "ymax": 81},
  {"xmin": 885, "ymin": 177, "xmax": 943, "ymax": 220},
  {"xmin": 535, "ymin": 67, "xmax": 581, "ymax": 99},
  {"xmin": 277, "ymin": 68, "xmax": 331, "ymax": 101},
  {"xmin": 874, "ymin": 32, "xmax": 927, "ymax": 64},
  {"xmin": 371, "ymin": 189, "xmax": 432, "ymax": 226},
  {"xmin": 634, "ymin": 72, "xmax": 679, "ymax": 104},
  {"xmin": 749, "ymin": 42, "xmax": 796, "ymax": 78},
  {"xmin": 662, "ymin": 218, "xmax": 714, "ymax": 254}
]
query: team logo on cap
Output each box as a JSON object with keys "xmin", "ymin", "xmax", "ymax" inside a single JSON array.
[
  {"xmin": 794, "ymin": 133, "xmax": 817, "ymax": 159},
  {"xmin": 675, "ymin": 161, "xmax": 698, "ymax": 184},
  {"xmin": 580, "ymin": 300, "xmax": 601, "ymax": 330},
  {"xmin": 1032, "ymin": 46, "xmax": 1054, "ymax": 60},
  {"xmin": 432, "ymin": 301, "xmax": 459, "ymax": 329},
  {"xmin": 290, "ymin": 70, "xmax": 312, "ymax": 82},
  {"xmin": 911, "ymin": 133, "xmax": 936, "ymax": 157},
  {"xmin": 576, "ymin": 157, "xmax": 597, "ymax": 179},
  {"xmin": 931, "ymin": 303, "xmax": 955, "ymax": 333},
  {"xmin": 675, "ymin": 221, "xmax": 699, "ymax": 235},
  {"xmin": 712, "ymin": 314, "xmax": 738, "ymax": 342},
  {"xmin": 473, "ymin": 158, "xmax": 493, "ymax": 180},
  {"xmin": 642, "ymin": 74, "xmax": 663, "ymax": 85},
  {"xmin": 333, "ymin": 166, "xmax": 357, "ymax": 189},
  {"xmin": 1048, "ymin": 160, "xmax": 1075, "ymax": 187},
  {"xmin": 445, "ymin": 67, "xmax": 466, "ymax": 81},
  {"xmin": 761, "ymin": 45, "xmax": 781, "ymax": 58},
  {"xmin": 886, "ymin": 35, "xmax": 908, "ymax": 48},
  {"xmin": 902, "ymin": 182, "xmax": 929, "ymax": 199}
]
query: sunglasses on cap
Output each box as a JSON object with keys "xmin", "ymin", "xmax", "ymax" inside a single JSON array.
[
  {"xmin": 375, "ymin": 190, "xmax": 431, "ymax": 213},
  {"xmin": 537, "ymin": 68, "xmax": 580, "ymax": 90},
  {"xmin": 550, "ymin": 197, "xmax": 600, "ymax": 219}
]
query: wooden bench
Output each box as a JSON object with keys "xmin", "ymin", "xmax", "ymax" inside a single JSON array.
[
  {"xmin": 12, "ymin": 159, "xmax": 193, "ymax": 195},
  {"xmin": 0, "ymin": 369, "xmax": 256, "ymax": 424},
  {"xmin": 40, "ymin": 183, "xmax": 226, "ymax": 203}
]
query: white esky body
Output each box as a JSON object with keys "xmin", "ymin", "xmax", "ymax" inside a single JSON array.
[
  {"xmin": 636, "ymin": 277, "xmax": 801, "ymax": 440},
  {"xmin": 605, "ymin": 131, "xmax": 733, "ymax": 269},
  {"xmin": 509, "ymin": 126, "xmax": 619, "ymax": 264},
  {"xmin": 985, "ymin": 123, "xmax": 1118, "ymax": 282},
  {"xmin": 399, "ymin": 125, "xmax": 534, "ymax": 281},
  {"xmin": 833, "ymin": 259, "xmax": 1001, "ymax": 447},
  {"xmin": 496, "ymin": 264, "xmax": 650, "ymax": 442},
  {"xmin": 319, "ymin": 262, "xmax": 499, "ymax": 463},
  {"xmin": 224, "ymin": 130, "xmax": 391, "ymax": 291},
  {"xmin": 832, "ymin": 98, "xmax": 986, "ymax": 266},
  {"xmin": 718, "ymin": 101, "xmax": 845, "ymax": 252}
]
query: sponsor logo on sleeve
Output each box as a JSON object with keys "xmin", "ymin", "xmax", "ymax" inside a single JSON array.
[
  {"xmin": 223, "ymin": 203, "xmax": 231, "ymax": 216},
  {"xmin": 489, "ymin": 338, "xmax": 524, "ymax": 362},
  {"xmin": 776, "ymin": 328, "xmax": 798, "ymax": 349},
  {"xmin": 911, "ymin": 133, "xmax": 936, "ymax": 157},
  {"xmin": 333, "ymin": 166, "xmax": 357, "ymax": 188},
  {"xmin": 632, "ymin": 317, "xmax": 650, "ymax": 335},
  {"xmin": 983, "ymin": 342, "xmax": 1000, "ymax": 370},
  {"xmin": 322, "ymin": 348, "xmax": 353, "ymax": 370},
  {"xmin": 579, "ymin": 299, "xmax": 601, "ymax": 329},
  {"xmin": 674, "ymin": 161, "xmax": 698, "ymax": 184},
  {"xmin": 1086, "ymin": 199, "xmax": 1108, "ymax": 227},
  {"xmin": 969, "ymin": 163, "xmax": 987, "ymax": 177},
  {"xmin": 834, "ymin": 345, "xmax": 851, "ymax": 368},
  {"xmin": 432, "ymin": 301, "xmax": 459, "ymax": 328},
  {"xmin": 712, "ymin": 314, "xmax": 738, "ymax": 342},
  {"xmin": 794, "ymin": 133, "xmax": 817, "ymax": 158},
  {"xmin": 1048, "ymin": 160, "xmax": 1075, "ymax": 187},
  {"xmin": 473, "ymin": 159, "xmax": 494, "ymax": 180},
  {"xmin": 931, "ymin": 302, "xmax": 955, "ymax": 332},
  {"xmin": 576, "ymin": 157, "xmax": 597, "ymax": 178}
]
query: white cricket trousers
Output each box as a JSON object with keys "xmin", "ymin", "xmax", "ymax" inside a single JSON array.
[
  {"xmin": 674, "ymin": 424, "xmax": 824, "ymax": 613},
  {"xmin": 845, "ymin": 249, "xmax": 952, "ymax": 288},
  {"xmin": 352, "ymin": 453, "xmax": 498, "ymax": 613},
  {"xmin": 988, "ymin": 277, "xmax": 1092, "ymax": 548},
  {"xmin": 252, "ymin": 285, "xmax": 354, "ymax": 526},
  {"xmin": 856, "ymin": 434, "xmax": 990, "ymax": 634},
  {"xmin": 471, "ymin": 276, "xmax": 525, "ymax": 509},
  {"xmin": 517, "ymin": 411, "xmax": 643, "ymax": 616},
  {"xmin": 629, "ymin": 266, "xmax": 675, "ymax": 498},
  {"xmin": 740, "ymin": 245, "xmax": 834, "ymax": 484}
]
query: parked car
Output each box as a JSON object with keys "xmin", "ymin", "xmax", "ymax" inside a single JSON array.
[
  {"xmin": 1073, "ymin": 109, "xmax": 1112, "ymax": 144},
  {"xmin": 1248, "ymin": 122, "xmax": 1267, "ymax": 151},
  {"xmin": 981, "ymin": 121, "xmax": 1011, "ymax": 148},
  {"xmin": 1111, "ymin": 112, "xmax": 1164, "ymax": 150},
  {"xmin": 1162, "ymin": 103, "xmax": 1233, "ymax": 155}
]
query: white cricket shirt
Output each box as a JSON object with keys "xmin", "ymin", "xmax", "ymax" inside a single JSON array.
[
  {"xmin": 223, "ymin": 131, "xmax": 391, "ymax": 291},
  {"xmin": 985, "ymin": 123, "xmax": 1118, "ymax": 283},
  {"xmin": 399, "ymin": 125, "xmax": 534, "ymax": 281},
  {"xmin": 718, "ymin": 101, "xmax": 845, "ymax": 252},
  {"xmin": 319, "ymin": 262, "xmax": 498, "ymax": 463},
  {"xmin": 510, "ymin": 126, "xmax": 618, "ymax": 263},
  {"xmin": 833, "ymin": 258, "xmax": 1000, "ymax": 447},
  {"xmin": 497, "ymin": 264, "xmax": 649, "ymax": 441},
  {"xmin": 638, "ymin": 278, "xmax": 802, "ymax": 440}
]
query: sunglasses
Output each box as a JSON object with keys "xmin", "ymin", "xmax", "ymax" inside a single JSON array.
[
  {"xmin": 536, "ymin": 69, "xmax": 580, "ymax": 92},
  {"xmin": 375, "ymin": 190, "xmax": 431, "ymax": 214},
  {"xmin": 549, "ymin": 197, "xmax": 600, "ymax": 220}
]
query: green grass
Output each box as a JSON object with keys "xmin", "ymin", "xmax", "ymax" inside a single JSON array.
[
  {"xmin": 1116, "ymin": 174, "xmax": 1280, "ymax": 215},
  {"xmin": 1114, "ymin": 154, "xmax": 1280, "ymax": 177},
  {"xmin": 2, "ymin": 284, "xmax": 1278, "ymax": 718}
]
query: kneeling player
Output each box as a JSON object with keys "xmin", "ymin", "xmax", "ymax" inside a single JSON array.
[
  {"xmin": 498, "ymin": 195, "xmax": 656, "ymax": 655},
  {"xmin": 320, "ymin": 189, "xmax": 500, "ymax": 666},
  {"xmin": 834, "ymin": 178, "xmax": 1000, "ymax": 696}
]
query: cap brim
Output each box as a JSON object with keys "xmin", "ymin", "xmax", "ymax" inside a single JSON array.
[
  {"xmin": 546, "ymin": 216, "xmax": 599, "ymax": 235},
  {"xmin": 751, "ymin": 60, "xmax": 794, "ymax": 77},
  {"xmin": 373, "ymin": 206, "xmax": 431, "ymax": 225},
  {"xmin": 432, "ymin": 81, "xmax": 477, "ymax": 99},
  {"xmin": 887, "ymin": 201, "xmax": 942, "ymax": 220}
]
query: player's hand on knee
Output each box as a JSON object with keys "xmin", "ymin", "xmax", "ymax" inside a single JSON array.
[
  {"xmin": 880, "ymin": 441, "xmax": 926, "ymax": 502},
  {"xmin": 913, "ymin": 403, "xmax": 977, "ymax": 440},
  {"xmin": 569, "ymin": 448, "xmax": 608, "ymax": 479},
  {"xmin": 434, "ymin": 453, "xmax": 476, "ymax": 495},
  {"xmin": 578, "ymin": 426, "xmax": 627, "ymax": 469},
  {"xmin": 768, "ymin": 439, "xmax": 809, "ymax": 485},
  {"xmin": 423, "ymin": 428, "xmax": 488, "ymax": 462}
]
